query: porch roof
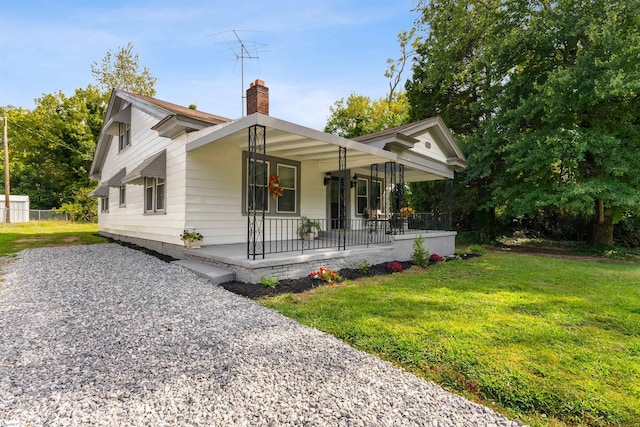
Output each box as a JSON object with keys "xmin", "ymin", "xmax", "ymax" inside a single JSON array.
[{"xmin": 186, "ymin": 113, "xmax": 397, "ymax": 173}]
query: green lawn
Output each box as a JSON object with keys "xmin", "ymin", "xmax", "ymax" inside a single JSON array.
[
  {"xmin": 260, "ymin": 252, "xmax": 640, "ymax": 427},
  {"xmin": 0, "ymin": 221, "xmax": 106, "ymax": 256}
]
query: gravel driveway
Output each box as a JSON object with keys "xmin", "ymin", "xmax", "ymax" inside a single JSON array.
[{"xmin": 0, "ymin": 244, "xmax": 524, "ymax": 426}]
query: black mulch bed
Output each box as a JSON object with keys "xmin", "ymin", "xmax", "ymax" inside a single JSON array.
[
  {"xmin": 220, "ymin": 255, "xmax": 480, "ymax": 299},
  {"xmin": 104, "ymin": 236, "xmax": 179, "ymax": 263}
]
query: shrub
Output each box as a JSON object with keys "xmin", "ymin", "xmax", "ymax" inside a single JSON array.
[
  {"xmin": 352, "ymin": 259, "xmax": 370, "ymax": 274},
  {"xmin": 387, "ymin": 261, "xmax": 403, "ymax": 273},
  {"xmin": 429, "ymin": 253, "xmax": 444, "ymax": 263},
  {"xmin": 260, "ymin": 276, "xmax": 280, "ymax": 288},
  {"xmin": 468, "ymin": 244, "xmax": 486, "ymax": 256},
  {"xmin": 411, "ymin": 233, "xmax": 430, "ymax": 267}
]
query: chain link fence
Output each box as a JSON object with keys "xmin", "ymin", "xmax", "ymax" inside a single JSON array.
[
  {"xmin": 29, "ymin": 210, "xmax": 69, "ymax": 221},
  {"xmin": 0, "ymin": 207, "xmax": 69, "ymax": 223}
]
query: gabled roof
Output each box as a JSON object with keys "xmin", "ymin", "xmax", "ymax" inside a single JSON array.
[
  {"xmin": 353, "ymin": 117, "xmax": 467, "ymax": 169},
  {"xmin": 90, "ymin": 89, "xmax": 231, "ymax": 180},
  {"xmin": 90, "ymin": 90, "xmax": 466, "ymax": 184},
  {"xmin": 131, "ymin": 92, "xmax": 230, "ymax": 125}
]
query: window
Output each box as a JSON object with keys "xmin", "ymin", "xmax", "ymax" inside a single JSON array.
[
  {"xmin": 371, "ymin": 180, "xmax": 382, "ymax": 211},
  {"xmin": 247, "ymin": 159, "xmax": 270, "ymax": 212},
  {"xmin": 277, "ymin": 164, "xmax": 297, "ymax": 213},
  {"xmin": 100, "ymin": 196, "xmax": 109, "ymax": 213},
  {"xmin": 144, "ymin": 177, "xmax": 165, "ymax": 214},
  {"xmin": 118, "ymin": 122, "xmax": 130, "ymax": 151},
  {"xmin": 355, "ymin": 177, "xmax": 383, "ymax": 216},
  {"xmin": 243, "ymin": 153, "xmax": 300, "ymax": 216},
  {"xmin": 119, "ymin": 186, "xmax": 126, "ymax": 207},
  {"xmin": 356, "ymin": 178, "xmax": 368, "ymax": 215}
]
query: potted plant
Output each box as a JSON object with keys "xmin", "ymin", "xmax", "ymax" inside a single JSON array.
[
  {"xmin": 297, "ymin": 217, "xmax": 322, "ymax": 241},
  {"xmin": 180, "ymin": 228, "xmax": 203, "ymax": 249}
]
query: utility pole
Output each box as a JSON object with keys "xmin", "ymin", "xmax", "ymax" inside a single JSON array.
[{"xmin": 2, "ymin": 117, "xmax": 9, "ymax": 224}]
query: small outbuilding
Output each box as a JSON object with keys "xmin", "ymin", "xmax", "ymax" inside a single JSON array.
[{"xmin": 0, "ymin": 195, "xmax": 30, "ymax": 223}]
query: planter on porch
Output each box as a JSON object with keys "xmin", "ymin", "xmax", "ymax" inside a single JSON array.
[
  {"xmin": 302, "ymin": 232, "xmax": 317, "ymax": 241},
  {"xmin": 180, "ymin": 228, "xmax": 203, "ymax": 249},
  {"xmin": 183, "ymin": 239, "xmax": 202, "ymax": 249},
  {"xmin": 297, "ymin": 217, "xmax": 322, "ymax": 241}
]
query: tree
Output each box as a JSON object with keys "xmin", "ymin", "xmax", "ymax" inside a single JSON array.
[
  {"xmin": 324, "ymin": 92, "xmax": 410, "ymax": 138},
  {"xmin": 385, "ymin": 29, "xmax": 416, "ymax": 106},
  {"xmin": 91, "ymin": 42, "xmax": 157, "ymax": 96},
  {"xmin": 408, "ymin": 0, "xmax": 640, "ymax": 246},
  {"xmin": 2, "ymin": 86, "xmax": 103, "ymax": 214}
]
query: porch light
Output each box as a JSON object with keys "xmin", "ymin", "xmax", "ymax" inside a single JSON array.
[
  {"xmin": 350, "ymin": 174, "xmax": 358, "ymax": 188},
  {"xmin": 323, "ymin": 173, "xmax": 331, "ymax": 186}
]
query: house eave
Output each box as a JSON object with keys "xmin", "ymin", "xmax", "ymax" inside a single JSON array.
[
  {"xmin": 447, "ymin": 157, "xmax": 468, "ymax": 168},
  {"xmin": 186, "ymin": 113, "xmax": 397, "ymax": 171},
  {"xmin": 152, "ymin": 114, "xmax": 216, "ymax": 139}
]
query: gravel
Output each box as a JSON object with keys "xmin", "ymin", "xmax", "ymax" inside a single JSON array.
[{"xmin": 0, "ymin": 244, "xmax": 525, "ymax": 426}]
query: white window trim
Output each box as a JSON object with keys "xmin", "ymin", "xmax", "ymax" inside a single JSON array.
[
  {"xmin": 354, "ymin": 176, "xmax": 383, "ymax": 216},
  {"xmin": 119, "ymin": 185, "xmax": 126, "ymax": 208},
  {"xmin": 246, "ymin": 159, "xmax": 271, "ymax": 213},
  {"xmin": 356, "ymin": 177, "xmax": 368, "ymax": 216},
  {"xmin": 276, "ymin": 163, "xmax": 297, "ymax": 214},
  {"xmin": 100, "ymin": 196, "xmax": 109, "ymax": 213},
  {"xmin": 118, "ymin": 122, "xmax": 130, "ymax": 152},
  {"xmin": 144, "ymin": 177, "xmax": 165, "ymax": 214},
  {"xmin": 242, "ymin": 153, "xmax": 301, "ymax": 217}
]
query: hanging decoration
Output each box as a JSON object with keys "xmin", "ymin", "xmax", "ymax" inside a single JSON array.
[{"xmin": 269, "ymin": 175, "xmax": 283, "ymax": 199}]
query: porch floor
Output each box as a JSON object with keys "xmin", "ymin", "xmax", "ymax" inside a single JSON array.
[
  {"xmin": 104, "ymin": 229, "xmax": 455, "ymax": 283},
  {"xmin": 175, "ymin": 238, "xmax": 395, "ymax": 266}
]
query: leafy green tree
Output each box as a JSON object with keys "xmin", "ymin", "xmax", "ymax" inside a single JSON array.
[
  {"xmin": 1, "ymin": 43, "xmax": 158, "ymax": 220},
  {"xmin": 91, "ymin": 41, "xmax": 157, "ymax": 96},
  {"xmin": 2, "ymin": 86, "xmax": 103, "ymax": 213},
  {"xmin": 324, "ymin": 92, "xmax": 409, "ymax": 138},
  {"xmin": 408, "ymin": 0, "xmax": 640, "ymax": 246}
]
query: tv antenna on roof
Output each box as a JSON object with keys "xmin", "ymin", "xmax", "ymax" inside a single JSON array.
[{"xmin": 210, "ymin": 29, "xmax": 267, "ymax": 116}]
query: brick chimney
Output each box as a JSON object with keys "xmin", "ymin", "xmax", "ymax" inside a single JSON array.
[{"xmin": 246, "ymin": 79, "xmax": 269, "ymax": 115}]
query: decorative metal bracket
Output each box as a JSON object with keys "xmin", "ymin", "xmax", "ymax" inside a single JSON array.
[
  {"xmin": 247, "ymin": 125, "xmax": 266, "ymax": 259},
  {"xmin": 338, "ymin": 147, "xmax": 347, "ymax": 250}
]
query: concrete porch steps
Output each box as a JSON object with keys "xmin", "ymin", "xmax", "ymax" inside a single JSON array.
[{"xmin": 172, "ymin": 259, "xmax": 235, "ymax": 285}]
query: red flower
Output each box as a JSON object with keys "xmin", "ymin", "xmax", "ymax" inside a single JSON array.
[
  {"xmin": 386, "ymin": 261, "xmax": 403, "ymax": 272},
  {"xmin": 430, "ymin": 254, "xmax": 444, "ymax": 262}
]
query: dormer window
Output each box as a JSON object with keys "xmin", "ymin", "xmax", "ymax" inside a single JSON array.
[{"xmin": 118, "ymin": 122, "xmax": 130, "ymax": 151}]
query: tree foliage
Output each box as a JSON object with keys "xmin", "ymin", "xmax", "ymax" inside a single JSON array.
[
  {"xmin": 408, "ymin": 0, "xmax": 640, "ymax": 246},
  {"xmin": 324, "ymin": 92, "xmax": 410, "ymax": 138},
  {"xmin": 0, "ymin": 42, "xmax": 158, "ymax": 219},
  {"xmin": 1, "ymin": 86, "xmax": 103, "ymax": 213},
  {"xmin": 91, "ymin": 42, "xmax": 157, "ymax": 96}
]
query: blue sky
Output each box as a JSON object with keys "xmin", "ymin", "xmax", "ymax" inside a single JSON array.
[{"xmin": 0, "ymin": 0, "xmax": 420, "ymax": 130}]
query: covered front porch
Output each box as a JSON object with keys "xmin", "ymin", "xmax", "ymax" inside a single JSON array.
[
  {"xmin": 172, "ymin": 229, "xmax": 457, "ymax": 283},
  {"xmin": 185, "ymin": 113, "xmax": 462, "ymax": 263}
]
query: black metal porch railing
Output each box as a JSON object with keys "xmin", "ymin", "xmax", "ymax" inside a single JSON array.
[
  {"xmin": 252, "ymin": 213, "xmax": 453, "ymax": 257},
  {"xmin": 405, "ymin": 212, "xmax": 454, "ymax": 232},
  {"xmin": 258, "ymin": 218, "xmax": 390, "ymax": 255}
]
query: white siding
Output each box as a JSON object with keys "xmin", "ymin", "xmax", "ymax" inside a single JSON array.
[
  {"xmin": 184, "ymin": 141, "xmax": 329, "ymax": 245},
  {"xmin": 97, "ymin": 108, "xmax": 186, "ymax": 244},
  {"xmin": 410, "ymin": 129, "xmax": 448, "ymax": 163}
]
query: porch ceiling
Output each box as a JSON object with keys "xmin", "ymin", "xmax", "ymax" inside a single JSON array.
[{"xmin": 186, "ymin": 113, "xmax": 397, "ymax": 173}]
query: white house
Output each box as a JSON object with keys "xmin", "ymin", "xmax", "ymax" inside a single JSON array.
[{"xmin": 89, "ymin": 80, "xmax": 466, "ymax": 281}]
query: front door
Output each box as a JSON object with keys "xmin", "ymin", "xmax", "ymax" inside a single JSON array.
[{"xmin": 328, "ymin": 176, "xmax": 345, "ymax": 230}]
